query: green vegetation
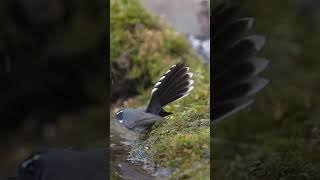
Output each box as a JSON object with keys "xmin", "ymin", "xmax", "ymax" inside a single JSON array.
[
  {"xmin": 111, "ymin": 0, "xmax": 194, "ymax": 89},
  {"xmin": 111, "ymin": 0, "xmax": 210, "ymax": 179}
]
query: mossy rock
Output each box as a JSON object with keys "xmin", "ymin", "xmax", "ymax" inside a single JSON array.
[{"xmin": 110, "ymin": 0, "xmax": 210, "ymax": 179}]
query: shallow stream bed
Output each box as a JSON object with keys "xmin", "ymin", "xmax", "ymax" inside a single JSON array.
[{"xmin": 110, "ymin": 117, "xmax": 155, "ymax": 180}]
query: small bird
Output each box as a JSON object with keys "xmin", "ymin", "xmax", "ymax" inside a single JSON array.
[{"xmin": 116, "ymin": 63, "xmax": 194, "ymax": 133}]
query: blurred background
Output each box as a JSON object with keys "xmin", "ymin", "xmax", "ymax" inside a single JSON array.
[
  {"xmin": 140, "ymin": 0, "xmax": 209, "ymax": 36},
  {"xmin": 212, "ymin": 0, "xmax": 320, "ymax": 179},
  {"xmin": 0, "ymin": 0, "xmax": 106, "ymax": 178}
]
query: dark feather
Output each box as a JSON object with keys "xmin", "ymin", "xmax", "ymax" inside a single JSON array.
[
  {"xmin": 212, "ymin": 4, "xmax": 269, "ymax": 122},
  {"xmin": 213, "ymin": 99, "xmax": 254, "ymax": 122},
  {"xmin": 214, "ymin": 78, "xmax": 269, "ymax": 103},
  {"xmin": 212, "ymin": 4, "xmax": 241, "ymax": 36},
  {"xmin": 213, "ymin": 57, "xmax": 269, "ymax": 86},
  {"xmin": 213, "ymin": 17, "xmax": 254, "ymax": 56},
  {"xmin": 146, "ymin": 63, "xmax": 194, "ymax": 116},
  {"xmin": 10, "ymin": 149, "xmax": 107, "ymax": 180}
]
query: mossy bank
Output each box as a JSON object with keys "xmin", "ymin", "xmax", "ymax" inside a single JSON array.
[{"xmin": 110, "ymin": 0, "xmax": 210, "ymax": 179}]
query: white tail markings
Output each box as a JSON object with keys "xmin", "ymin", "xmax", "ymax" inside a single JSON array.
[{"xmin": 151, "ymin": 88, "xmax": 158, "ymax": 95}]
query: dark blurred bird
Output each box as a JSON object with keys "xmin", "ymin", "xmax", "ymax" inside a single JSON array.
[
  {"xmin": 211, "ymin": 3, "xmax": 269, "ymax": 122},
  {"xmin": 116, "ymin": 63, "xmax": 194, "ymax": 133},
  {"xmin": 8, "ymin": 149, "xmax": 107, "ymax": 180}
]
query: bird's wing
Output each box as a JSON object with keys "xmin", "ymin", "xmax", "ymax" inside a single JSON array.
[
  {"xmin": 146, "ymin": 63, "xmax": 194, "ymax": 116},
  {"xmin": 9, "ymin": 151, "xmax": 44, "ymax": 180},
  {"xmin": 10, "ymin": 149, "xmax": 107, "ymax": 180},
  {"xmin": 129, "ymin": 115, "xmax": 161, "ymax": 130},
  {"xmin": 212, "ymin": 3, "xmax": 269, "ymax": 122},
  {"xmin": 123, "ymin": 109, "xmax": 162, "ymax": 129}
]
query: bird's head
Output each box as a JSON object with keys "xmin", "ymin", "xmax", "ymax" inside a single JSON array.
[{"xmin": 115, "ymin": 109, "xmax": 126, "ymax": 124}]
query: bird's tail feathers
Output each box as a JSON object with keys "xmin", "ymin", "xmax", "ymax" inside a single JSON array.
[{"xmin": 146, "ymin": 63, "xmax": 194, "ymax": 116}]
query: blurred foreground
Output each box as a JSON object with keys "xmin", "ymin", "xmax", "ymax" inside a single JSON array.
[
  {"xmin": 213, "ymin": 0, "xmax": 320, "ymax": 179},
  {"xmin": 0, "ymin": 0, "xmax": 106, "ymax": 178}
]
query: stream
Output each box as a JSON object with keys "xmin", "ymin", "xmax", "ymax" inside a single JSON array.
[{"xmin": 110, "ymin": 117, "xmax": 154, "ymax": 180}]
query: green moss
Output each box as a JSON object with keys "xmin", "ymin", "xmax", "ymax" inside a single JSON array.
[
  {"xmin": 110, "ymin": 0, "xmax": 204, "ymax": 91},
  {"xmin": 111, "ymin": 0, "xmax": 210, "ymax": 179},
  {"xmin": 213, "ymin": 138, "xmax": 320, "ymax": 180}
]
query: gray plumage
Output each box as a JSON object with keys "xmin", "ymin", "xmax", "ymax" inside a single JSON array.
[
  {"xmin": 116, "ymin": 108, "xmax": 163, "ymax": 132},
  {"xmin": 116, "ymin": 63, "xmax": 194, "ymax": 133}
]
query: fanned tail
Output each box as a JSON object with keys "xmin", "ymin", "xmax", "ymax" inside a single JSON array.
[
  {"xmin": 212, "ymin": 3, "xmax": 269, "ymax": 122},
  {"xmin": 146, "ymin": 63, "xmax": 194, "ymax": 116}
]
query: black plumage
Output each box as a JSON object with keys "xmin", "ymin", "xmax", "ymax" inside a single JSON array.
[
  {"xmin": 212, "ymin": 3, "xmax": 269, "ymax": 122},
  {"xmin": 146, "ymin": 63, "xmax": 194, "ymax": 116},
  {"xmin": 9, "ymin": 149, "xmax": 107, "ymax": 180}
]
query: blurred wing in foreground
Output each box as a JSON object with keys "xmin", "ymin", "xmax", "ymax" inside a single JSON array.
[
  {"xmin": 212, "ymin": 3, "xmax": 269, "ymax": 122},
  {"xmin": 9, "ymin": 149, "xmax": 106, "ymax": 180}
]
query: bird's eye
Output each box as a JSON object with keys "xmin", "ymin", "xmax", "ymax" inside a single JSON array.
[
  {"xmin": 116, "ymin": 110, "xmax": 124, "ymax": 122},
  {"xmin": 20, "ymin": 153, "xmax": 42, "ymax": 176}
]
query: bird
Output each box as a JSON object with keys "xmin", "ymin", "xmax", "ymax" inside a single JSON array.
[
  {"xmin": 116, "ymin": 63, "xmax": 194, "ymax": 133},
  {"xmin": 211, "ymin": 3, "xmax": 269, "ymax": 122},
  {"xmin": 8, "ymin": 149, "xmax": 107, "ymax": 180}
]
